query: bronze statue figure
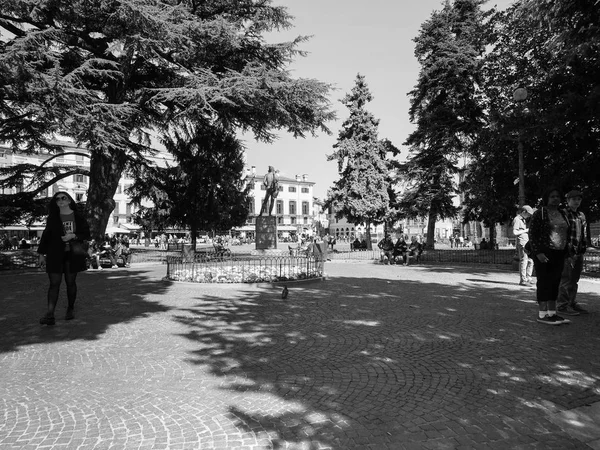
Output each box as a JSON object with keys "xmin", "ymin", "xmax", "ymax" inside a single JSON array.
[{"xmin": 259, "ymin": 166, "xmax": 279, "ymax": 216}]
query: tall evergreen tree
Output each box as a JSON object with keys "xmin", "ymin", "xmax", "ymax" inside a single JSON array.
[
  {"xmin": 127, "ymin": 122, "xmax": 249, "ymax": 248},
  {"xmin": 326, "ymin": 74, "xmax": 399, "ymax": 250},
  {"xmin": 404, "ymin": 0, "xmax": 491, "ymax": 247},
  {"xmin": 0, "ymin": 0, "xmax": 334, "ymax": 236}
]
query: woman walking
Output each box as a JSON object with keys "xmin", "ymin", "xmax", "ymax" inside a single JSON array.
[
  {"xmin": 38, "ymin": 192, "xmax": 91, "ymax": 325},
  {"xmin": 529, "ymin": 187, "xmax": 570, "ymax": 325}
]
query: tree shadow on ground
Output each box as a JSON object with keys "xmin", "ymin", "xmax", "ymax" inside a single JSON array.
[
  {"xmin": 0, "ymin": 266, "xmax": 172, "ymax": 353},
  {"xmin": 171, "ymin": 266, "xmax": 600, "ymax": 449}
]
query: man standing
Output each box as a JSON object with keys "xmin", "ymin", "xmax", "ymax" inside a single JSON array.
[
  {"xmin": 259, "ymin": 166, "xmax": 279, "ymax": 216},
  {"xmin": 513, "ymin": 205, "xmax": 534, "ymax": 286},
  {"xmin": 558, "ymin": 190, "xmax": 589, "ymax": 315}
]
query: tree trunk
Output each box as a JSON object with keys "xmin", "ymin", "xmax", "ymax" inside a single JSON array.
[
  {"xmin": 85, "ymin": 151, "xmax": 127, "ymax": 239},
  {"xmin": 366, "ymin": 221, "xmax": 373, "ymax": 250},
  {"xmin": 488, "ymin": 224, "xmax": 496, "ymax": 250},
  {"xmin": 426, "ymin": 209, "xmax": 437, "ymax": 249}
]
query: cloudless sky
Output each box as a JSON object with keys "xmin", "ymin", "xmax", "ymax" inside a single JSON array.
[{"xmin": 242, "ymin": 0, "xmax": 515, "ymax": 198}]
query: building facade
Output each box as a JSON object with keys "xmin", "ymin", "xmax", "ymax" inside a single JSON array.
[{"xmin": 0, "ymin": 141, "xmax": 161, "ymax": 237}]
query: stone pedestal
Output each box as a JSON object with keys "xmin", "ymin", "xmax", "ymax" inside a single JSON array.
[{"xmin": 256, "ymin": 216, "xmax": 277, "ymax": 250}]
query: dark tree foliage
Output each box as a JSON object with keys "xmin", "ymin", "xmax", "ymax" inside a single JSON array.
[
  {"xmin": 0, "ymin": 0, "xmax": 334, "ymax": 235},
  {"xmin": 404, "ymin": 0, "xmax": 491, "ymax": 247},
  {"xmin": 462, "ymin": 0, "xmax": 600, "ymax": 223},
  {"xmin": 326, "ymin": 74, "xmax": 399, "ymax": 250},
  {"xmin": 127, "ymin": 122, "xmax": 250, "ymax": 248}
]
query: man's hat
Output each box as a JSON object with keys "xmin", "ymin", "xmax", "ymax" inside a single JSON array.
[
  {"xmin": 566, "ymin": 190, "xmax": 583, "ymax": 199},
  {"xmin": 521, "ymin": 205, "xmax": 534, "ymax": 214}
]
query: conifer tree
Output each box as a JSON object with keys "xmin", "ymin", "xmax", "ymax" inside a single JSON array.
[
  {"xmin": 326, "ymin": 74, "xmax": 399, "ymax": 250},
  {"xmin": 0, "ymin": 0, "xmax": 334, "ymax": 236},
  {"xmin": 127, "ymin": 122, "xmax": 250, "ymax": 248},
  {"xmin": 404, "ymin": 0, "xmax": 491, "ymax": 247}
]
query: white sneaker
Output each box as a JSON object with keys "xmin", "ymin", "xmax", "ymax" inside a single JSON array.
[{"xmin": 111, "ymin": 265, "xmax": 118, "ymax": 269}]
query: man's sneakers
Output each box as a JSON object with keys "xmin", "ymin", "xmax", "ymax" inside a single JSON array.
[
  {"xmin": 558, "ymin": 304, "xmax": 590, "ymax": 316},
  {"xmin": 571, "ymin": 304, "xmax": 589, "ymax": 314},
  {"xmin": 537, "ymin": 314, "xmax": 570, "ymax": 325},
  {"xmin": 557, "ymin": 306, "xmax": 580, "ymax": 316}
]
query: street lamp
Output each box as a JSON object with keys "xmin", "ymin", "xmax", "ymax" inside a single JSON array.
[{"xmin": 513, "ymin": 87, "xmax": 528, "ymax": 207}]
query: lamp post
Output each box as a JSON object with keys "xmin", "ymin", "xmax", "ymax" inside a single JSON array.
[
  {"xmin": 513, "ymin": 87, "xmax": 528, "ymax": 207},
  {"xmin": 513, "ymin": 87, "xmax": 527, "ymax": 206}
]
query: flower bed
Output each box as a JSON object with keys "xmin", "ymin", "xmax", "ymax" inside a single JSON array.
[{"xmin": 166, "ymin": 256, "xmax": 323, "ymax": 283}]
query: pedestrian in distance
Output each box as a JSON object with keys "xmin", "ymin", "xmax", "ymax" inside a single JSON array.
[
  {"xmin": 528, "ymin": 187, "xmax": 570, "ymax": 326},
  {"xmin": 557, "ymin": 190, "xmax": 590, "ymax": 316},
  {"xmin": 513, "ymin": 205, "xmax": 535, "ymax": 286},
  {"xmin": 38, "ymin": 191, "xmax": 91, "ymax": 325}
]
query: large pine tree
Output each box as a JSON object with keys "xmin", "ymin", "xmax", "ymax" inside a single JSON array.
[
  {"xmin": 404, "ymin": 0, "xmax": 491, "ymax": 247},
  {"xmin": 326, "ymin": 74, "xmax": 398, "ymax": 250},
  {"xmin": 127, "ymin": 122, "xmax": 250, "ymax": 248},
  {"xmin": 0, "ymin": 0, "xmax": 334, "ymax": 236}
]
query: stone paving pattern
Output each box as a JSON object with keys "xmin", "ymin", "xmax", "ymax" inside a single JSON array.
[{"xmin": 1, "ymin": 262, "xmax": 599, "ymax": 450}]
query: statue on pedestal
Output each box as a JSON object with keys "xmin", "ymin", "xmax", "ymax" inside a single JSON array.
[{"xmin": 259, "ymin": 166, "xmax": 279, "ymax": 216}]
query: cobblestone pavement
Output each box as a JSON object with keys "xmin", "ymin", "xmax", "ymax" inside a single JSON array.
[{"xmin": 1, "ymin": 262, "xmax": 600, "ymax": 450}]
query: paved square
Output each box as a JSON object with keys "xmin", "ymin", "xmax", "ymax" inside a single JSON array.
[{"xmin": 1, "ymin": 262, "xmax": 599, "ymax": 449}]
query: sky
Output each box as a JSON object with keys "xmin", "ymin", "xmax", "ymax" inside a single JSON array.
[{"xmin": 242, "ymin": 0, "xmax": 516, "ymax": 198}]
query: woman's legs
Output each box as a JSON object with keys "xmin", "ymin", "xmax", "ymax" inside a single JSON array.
[
  {"xmin": 63, "ymin": 260, "xmax": 78, "ymax": 318},
  {"xmin": 46, "ymin": 272, "xmax": 63, "ymax": 317}
]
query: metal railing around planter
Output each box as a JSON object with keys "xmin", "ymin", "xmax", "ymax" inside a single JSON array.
[
  {"xmin": 0, "ymin": 251, "xmax": 39, "ymax": 271},
  {"xmin": 166, "ymin": 252, "xmax": 324, "ymax": 283}
]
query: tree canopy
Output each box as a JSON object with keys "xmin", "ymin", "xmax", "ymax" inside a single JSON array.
[
  {"xmin": 326, "ymin": 74, "xmax": 399, "ymax": 248},
  {"xmin": 404, "ymin": 0, "xmax": 491, "ymax": 246},
  {"xmin": 0, "ymin": 0, "xmax": 334, "ymax": 235},
  {"xmin": 127, "ymin": 122, "xmax": 250, "ymax": 246}
]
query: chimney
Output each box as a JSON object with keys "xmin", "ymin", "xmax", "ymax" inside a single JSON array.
[
  {"xmin": 302, "ymin": 174, "xmax": 308, "ymax": 182},
  {"xmin": 251, "ymin": 165, "xmax": 256, "ymax": 175},
  {"xmin": 295, "ymin": 175, "xmax": 301, "ymax": 181},
  {"xmin": 245, "ymin": 168, "xmax": 251, "ymax": 177}
]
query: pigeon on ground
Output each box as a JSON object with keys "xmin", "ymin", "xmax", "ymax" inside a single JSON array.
[{"xmin": 281, "ymin": 286, "xmax": 289, "ymax": 299}]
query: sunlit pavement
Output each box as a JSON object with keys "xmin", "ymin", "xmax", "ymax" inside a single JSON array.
[{"xmin": 1, "ymin": 262, "xmax": 599, "ymax": 450}]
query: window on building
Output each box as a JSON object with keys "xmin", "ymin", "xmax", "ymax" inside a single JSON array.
[
  {"xmin": 288, "ymin": 186, "xmax": 296, "ymax": 192},
  {"xmin": 302, "ymin": 201, "xmax": 309, "ymax": 215},
  {"xmin": 278, "ymin": 185, "xmax": 283, "ymax": 192},
  {"xmin": 114, "ymin": 203, "xmax": 120, "ymax": 214},
  {"xmin": 126, "ymin": 203, "xmax": 132, "ymax": 215},
  {"xmin": 276, "ymin": 200, "xmax": 283, "ymax": 215},
  {"xmin": 289, "ymin": 201, "xmax": 296, "ymax": 215},
  {"xmin": 301, "ymin": 187, "xmax": 309, "ymax": 193},
  {"xmin": 303, "ymin": 217, "xmax": 308, "ymax": 224},
  {"xmin": 113, "ymin": 215, "xmax": 119, "ymax": 224},
  {"xmin": 277, "ymin": 217, "xmax": 283, "ymax": 224},
  {"xmin": 75, "ymin": 154, "xmax": 84, "ymax": 165},
  {"xmin": 248, "ymin": 198, "xmax": 255, "ymax": 214},
  {"xmin": 290, "ymin": 216, "xmax": 296, "ymax": 225},
  {"xmin": 75, "ymin": 193, "xmax": 84, "ymax": 202},
  {"xmin": 260, "ymin": 185, "xmax": 266, "ymax": 191},
  {"xmin": 75, "ymin": 174, "xmax": 84, "ymax": 183},
  {"xmin": 117, "ymin": 185, "xmax": 122, "ymax": 194}
]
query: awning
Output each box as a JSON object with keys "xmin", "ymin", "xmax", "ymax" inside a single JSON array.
[
  {"xmin": 0, "ymin": 225, "xmax": 45, "ymax": 231},
  {"xmin": 105, "ymin": 226, "xmax": 130, "ymax": 234},
  {"xmin": 120, "ymin": 223, "xmax": 141, "ymax": 230}
]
